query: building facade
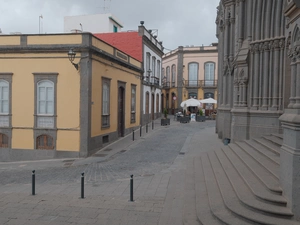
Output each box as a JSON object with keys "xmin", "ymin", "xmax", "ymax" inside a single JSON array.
[
  {"xmin": 0, "ymin": 33, "xmax": 142, "ymax": 161},
  {"xmin": 162, "ymin": 44, "xmax": 218, "ymax": 115},
  {"xmin": 94, "ymin": 23, "xmax": 164, "ymax": 125},
  {"xmin": 64, "ymin": 13, "xmax": 123, "ymax": 33},
  {"xmin": 216, "ymin": 0, "xmax": 300, "ymax": 220}
]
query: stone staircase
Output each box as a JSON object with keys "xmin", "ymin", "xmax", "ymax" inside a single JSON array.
[
  {"xmin": 198, "ymin": 133, "xmax": 300, "ymax": 225},
  {"xmin": 159, "ymin": 133, "xmax": 300, "ymax": 224}
]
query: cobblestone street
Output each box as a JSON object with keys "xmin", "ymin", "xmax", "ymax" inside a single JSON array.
[{"xmin": 0, "ymin": 119, "xmax": 220, "ymax": 225}]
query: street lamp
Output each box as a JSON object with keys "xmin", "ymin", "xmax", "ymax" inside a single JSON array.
[{"xmin": 68, "ymin": 48, "xmax": 79, "ymax": 70}]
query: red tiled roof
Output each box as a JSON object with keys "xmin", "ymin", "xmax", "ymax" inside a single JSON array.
[{"xmin": 93, "ymin": 32, "xmax": 143, "ymax": 62}]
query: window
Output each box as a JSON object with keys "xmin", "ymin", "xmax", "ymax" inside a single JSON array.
[
  {"xmin": 113, "ymin": 25, "xmax": 118, "ymax": 33},
  {"xmin": 146, "ymin": 92, "xmax": 149, "ymax": 114},
  {"xmin": 0, "ymin": 133, "xmax": 8, "ymax": 148},
  {"xmin": 188, "ymin": 63, "xmax": 198, "ymax": 86},
  {"xmin": 0, "ymin": 80, "xmax": 9, "ymax": 127},
  {"xmin": 157, "ymin": 60, "xmax": 161, "ymax": 80},
  {"xmin": 171, "ymin": 64, "xmax": 176, "ymax": 87},
  {"xmin": 156, "ymin": 94, "xmax": 159, "ymax": 113},
  {"xmin": 161, "ymin": 68, "xmax": 165, "ymax": 85},
  {"xmin": 0, "ymin": 80, "xmax": 9, "ymax": 114},
  {"xmin": 204, "ymin": 62, "xmax": 215, "ymax": 86},
  {"xmin": 152, "ymin": 57, "xmax": 156, "ymax": 77},
  {"xmin": 131, "ymin": 85, "xmax": 136, "ymax": 123},
  {"xmin": 146, "ymin": 53, "xmax": 151, "ymax": 82},
  {"xmin": 36, "ymin": 134, "xmax": 54, "ymax": 150},
  {"xmin": 166, "ymin": 66, "xmax": 170, "ymax": 87},
  {"xmin": 37, "ymin": 80, "xmax": 54, "ymax": 128},
  {"xmin": 33, "ymin": 73, "xmax": 58, "ymax": 150},
  {"xmin": 102, "ymin": 79, "xmax": 110, "ymax": 127}
]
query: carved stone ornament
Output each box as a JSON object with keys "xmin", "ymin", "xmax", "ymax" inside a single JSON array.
[{"xmin": 273, "ymin": 39, "xmax": 280, "ymax": 50}]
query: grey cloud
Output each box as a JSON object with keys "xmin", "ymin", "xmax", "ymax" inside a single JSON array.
[{"xmin": 0, "ymin": 0, "xmax": 219, "ymax": 51}]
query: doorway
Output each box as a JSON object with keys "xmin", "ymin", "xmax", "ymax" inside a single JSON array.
[
  {"xmin": 118, "ymin": 86, "xmax": 125, "ymax": 137},
  {"xmin": 151, "ymin": 93, "xmax": 155, "ymax": 120}
]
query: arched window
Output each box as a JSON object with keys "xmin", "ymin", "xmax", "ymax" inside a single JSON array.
[
  {"xmin": 37, "ymin": 80, "xmax": 54, "ymax": 115},
  {"xmin": 171, "ymin": 64, "xmax": 176, "ymax": 87},
  {"xmin": 0, "ymin": 133, "xmax": 8, "ymax": 148},
  {"xmin": 166, "ymin": 66, "xmax": 170, "ymax": 86},
  {"xmin": 188, "ymin": 63, "xmax": 198, "ymax": 86},
  {"xmin": 0, "ymin": 80, "xmax": 9, "ymax": 114},
  {"xmin": 36, "ymin": 134, "xmax": 54, "ymax": 150},
  {"xmin": 204, "ymin": 62, "xmax": 215, "ymax": 86}
]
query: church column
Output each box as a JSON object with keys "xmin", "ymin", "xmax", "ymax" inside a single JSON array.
[
  {"xmin": 252, "ymin": 43, "xmax": 260, "ymax": 108},
  {"xmin": 288, "ymin": 55, "xmax": 297, "ymax": 108},
  {"xmin": 272, "ymin": 39, "xmax": 280, "ymax": 109},
  {"xmin": 278, "ymin": 38, "xmax": 285, "ymax": 109},
  {"xmin": 238, "ymin": 0, "xmax": 244, "ymax": 47},
  {"xmin": 294, "ymin": 54, "xmax": 300, "ymax": 108},
  {"xmin": 247, "ymin": 0, "xmax": 252, "ymax": 41},
  {"xmin": 229, "ymin": 6, "xmax": 235, "ymax": 107},
  {"xmin": 233, "ymin": 69, "xmax": 239, "ymax": 107},
  {"xmin": 262, "ymin": 41, "xmax": 270, "ymax": 109},
  {"xmin": 223, "ymin": 9, "xmax": 230, "ymax": 106}
]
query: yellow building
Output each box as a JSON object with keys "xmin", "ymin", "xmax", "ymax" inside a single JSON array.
[
  {"xmin": 162, "ymin": 44, "xmax": 218, "ymax": 116},
  {"xmin": 0, "ymin": 33, "xmax": 142, "ymax": 161}
]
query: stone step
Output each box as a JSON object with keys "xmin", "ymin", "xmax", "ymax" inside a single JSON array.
[
  {"xmin": 221, "ymin": 146, "xmax": 287, "ymax": 206},
  {"xmin": 208, "ymin": 151, "xmax": 299, "ymax": 225},
  {"xmin": 228, "ymin": 144, "xmax": 282, "ymax": 194},
  {"xmin": 253, "ymin": 138, "xmax": 281, "ymax": 155},
  {"xmin": 194, "ymin": 156, "xmax": 223, "ymax": 225},
  {"xmin": 201, "ymin": 153, "xmax": 254, "ymax": 225},
  {"xmin": 270, "ymin": 133, "xmax": 283, "ymax": 140},
  {"xmin": 215, "ymin": 149, "xmax": 292, "ymax": 216},
  {"xmin": 262, "ymin": 135, "xmax": 283, "ymax": 147},
  {"xmin": 182, "ymin": 157, "xmax": 202, "ymax": 225},
  {"xmin": 244, "ymin": 140, "xmax": 280, "ymax": 165},
  {"xmin": 159, "ymin": 168, "xmax": 185, "ymax": 225},
  {"xmin": 235, "ymin": 141, "xmax": 280, "ymax": 179}
]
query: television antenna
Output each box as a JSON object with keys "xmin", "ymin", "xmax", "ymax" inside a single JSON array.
[{"xmin": 102, "ymin": 0, "xmax": 111, "ymax": 13}]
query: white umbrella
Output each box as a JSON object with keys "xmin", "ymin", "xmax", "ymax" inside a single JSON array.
[
  {"xmin": 180, "ymin": 98, "xmax": 201, "ymax": 107},
  {"xmin": 199, "ymin": 98, "xmax": 217, "ymax": 104}
]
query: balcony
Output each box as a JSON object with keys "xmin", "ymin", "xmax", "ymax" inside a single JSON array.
[
  {"xmin": 143, "ymin": 76, "xmax": 160, "ymax": 88},
  {"xmin": 162, "ymin": 81, "xmax": 176, "ymax": 89},
  {"xmin": 183, "ymin": 80, "xmax": 218, "ymax": 88}
]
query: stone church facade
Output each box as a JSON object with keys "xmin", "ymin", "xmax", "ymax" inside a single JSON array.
[{"xmin": 216, "ymin": 0, "xmax": 300, "ymax": 219}]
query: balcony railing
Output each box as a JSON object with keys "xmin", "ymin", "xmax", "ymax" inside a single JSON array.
[
  {"xmin": 162, "ymin": 81, "xmax": 176, "ymax": 88},
  {"xmin": 143, "ymin": 76, "xmax": 160, "ymax": 87},
  {"xmin": 183, "ymin": 80, "xmax": 218, "ymax": 88}
]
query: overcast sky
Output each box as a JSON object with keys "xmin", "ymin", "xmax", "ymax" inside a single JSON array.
[{"xmin": 0, "ymin": 0, "xmax": 219, "ymax": 52}]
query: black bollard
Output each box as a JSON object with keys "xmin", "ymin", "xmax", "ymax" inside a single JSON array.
[
  {"xmin": 140, "ymin": 125, "xmax": 142, "ymax": 137},
  {"xmin": 81, "ymin": 173, "xmax": 84, "ymax": 199},
  {"xmin": 32, "ymin": 170, "xmax": 35, "ymax": 195},
  {"xmin": 132, "ymin": 129, "xmax": 135, "ymax": 141},
  {"xmin": 152, "ymin": 121, "xmax": 154, "ymax": 130},
  {"xmin": 130, "ymin": 175, "xmax": 134, "ymax": 202},
  {"xmin": 146, "ymin": 124, "xmax": 148, "ymax": 133}
]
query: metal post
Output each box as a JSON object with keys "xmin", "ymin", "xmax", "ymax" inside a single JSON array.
[
  {"xmin": 146, "ymin": 124, "xmax": 148, "ymax": 133},
  {"xmin": 32, "ymin": 170, "xmax": 35, "ymax": 195},
  {"xmin": 140, "ymin": 125, "xmax": 142, "ymax": 137},
  {"xmin": 132, "ymin": 129, "xmax": 135, "ymax": 141},
  {"xmin": 81, "ymin": 173, "xmax": 84, "ymax": 199},
  {"xmin": 130, "ymin": 175, "xmax": 134, "ymax": 202}
]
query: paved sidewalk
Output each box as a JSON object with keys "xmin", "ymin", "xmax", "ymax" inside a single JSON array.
[{"xmin": 0, "ymin": 119, "xmax": 222, "ymax": 225}]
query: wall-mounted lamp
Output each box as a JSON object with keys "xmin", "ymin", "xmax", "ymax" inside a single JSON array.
[{"xmin": 68, "ymin": 48, "xmax": 79, "ymax": 70}]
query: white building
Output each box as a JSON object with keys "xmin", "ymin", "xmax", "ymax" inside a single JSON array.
[{"xmin": 64, "ymin": 13, "xmax": 123, "ymax": 33}]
